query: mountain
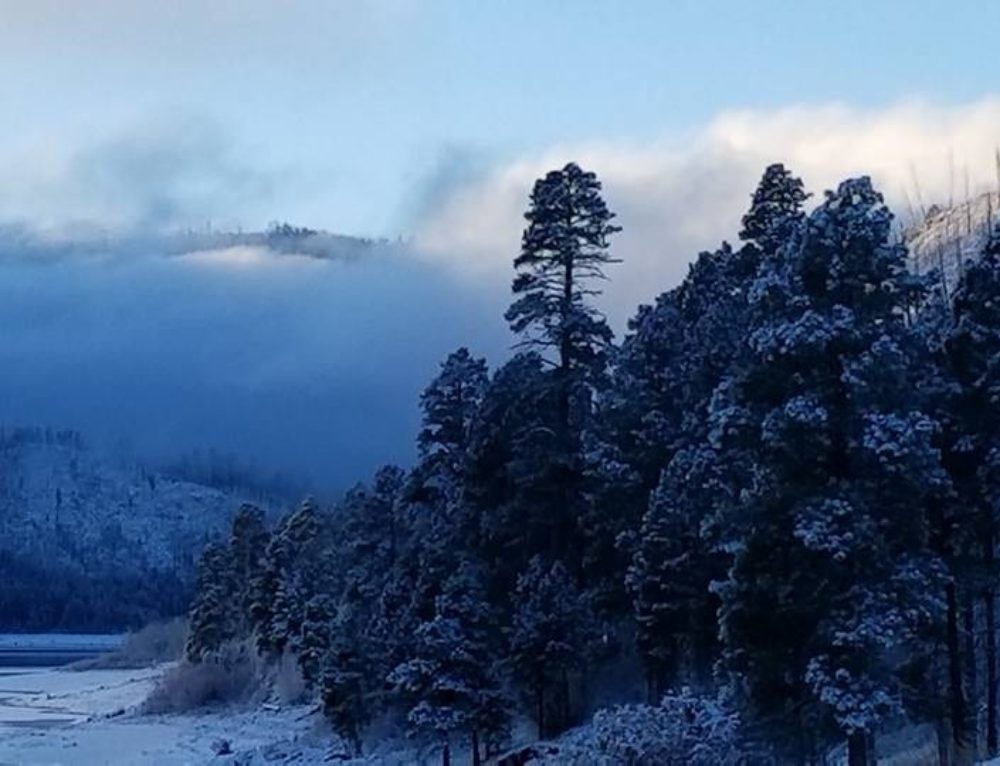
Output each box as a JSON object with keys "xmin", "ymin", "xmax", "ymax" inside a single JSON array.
[
  {"xmin": 905, "ymin": 190, "xmax": 1000, "ymax": 290},
  {"xmin": 0, "ymin": 427, "xmax": 288, "ymax": 631}
]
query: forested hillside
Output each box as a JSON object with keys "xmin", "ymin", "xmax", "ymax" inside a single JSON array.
[
  {"xmin": 0, "ymin": 428, "xmax": 284, "ymax": 630},
  {"xmin": 183, "ymin": 162, "xmax": 1000, "ymax": 765}
]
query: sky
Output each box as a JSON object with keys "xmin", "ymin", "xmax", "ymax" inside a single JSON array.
[{"xmin": 0, "ymin": 0, "xmax": 998, "ymax": 490}]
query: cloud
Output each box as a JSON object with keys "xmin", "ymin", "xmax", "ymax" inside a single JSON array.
[
  {"xmin": 413, "ymin": 98, "xmax": 1000, "ymax": 326},
  {"xmin": 0, "ymin": 228, "xmax": 508, "ymax": 491},
  {"xmin": 0, "ymin": 116, "xmax": 279, "ymax": 233}
]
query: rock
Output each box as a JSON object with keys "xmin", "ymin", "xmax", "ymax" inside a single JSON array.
[{"xmin": 212, "ymin": 738, "xmax": 233, "ymax": 756}]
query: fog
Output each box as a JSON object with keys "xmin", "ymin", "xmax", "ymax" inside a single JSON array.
[{"xmin": 0, "ymin": 229, "xmax": 509, "ymax": 491}]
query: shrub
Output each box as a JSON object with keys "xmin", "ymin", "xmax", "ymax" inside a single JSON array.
[
  {"xmin": 143, "ymin": 641, "xmax": 255, "ymax": 713},
  {"xmin": 273, "ymin": 651, "xmax": 308, "ymax": 704},
  {"xmin": 552, "ymin": 688, "xmax": 743, "ymax": 765},
  {"xmin": 72, "ymin": 617, "xmax": 189, "ymax": 670}
]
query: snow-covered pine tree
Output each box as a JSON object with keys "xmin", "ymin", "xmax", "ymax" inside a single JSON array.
[
  {"xmin": 320, "ymin": 605, "xmax": 371, "ymax": 755},
  {"xmin": 739, "ymin": 162, "xmax": 810, "ymax": 258},
  {"xmin": 506, "ymin": 162, "xmax": 621, "ymax": 387},
  {"xmin": 417, "ymin": 347, "xmax": 489, "ymax": 490},
  {"xmin": 185, "ymin": 542, "xmax": 236, "ymax": 661},
  {"xmin": 941, "ymin": 230, "xmax": 1000, "ymax": 758},
  {"xmin": 505, "ymin": 162, "xmax": 621, "ymax": 567},
  {"xmin": 407, "ymin": 348, "xmax": 489, "ymax": 620},
  {"xmin": 340, "ymin": 466, "xmax": 405, "ymax": 602},
  {"xmin": 616, "ymin": 166, "xmax": 808, "ymax": 689},
  {"xmin": 389, "ymin": 562, "xmax": 508, "ymax": 766},
  {"xmin": 297, "ymin": 592, "xmax": 335, "ymax": 685},
  {"xmin": 713, "ymin": 177, "xmax": 946, "ymax": 764},
  {"xmin": 626, "ymin": 443, "xmax": 727, "ymax": 699},
  {"xmin": 229, "ymin": 503, "xmax": 269, "ymax": 637},
  {"xmin": 258, "ymin": 498, "xmax": 327, "ymax": 659},
  {"xmin": 509, "ymin": 555, "xmax": 597, "ymax": 738},
  {"xmin": 596, "ymin": 241, "xmax": 757, "ymax": 622},
  {"xmin": 465, "ymin": 352, "xmax": 562, "ymax": 595}
]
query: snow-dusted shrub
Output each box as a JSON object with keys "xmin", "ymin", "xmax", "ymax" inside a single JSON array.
[
  {"xmin": 143, "ymin": 640, "xmax": 256, "ymax": 713},
  {"xmin": 273, "ymin": 651, "xmax": 308, "ymax": 704},
  {"xmin": 72, "ymin": 618, "xmax": 189, "ymax": 670},
  {"xmin": 552, "ymin": 688, "xmax": 742, "ymax": 765}
]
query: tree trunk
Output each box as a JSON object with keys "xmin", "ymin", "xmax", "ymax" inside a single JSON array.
[
  {"xmin": 847, "ymin": 730, "xmax": 870, "ymax": 766},
  {"xmin": 938, "ymin": 717, "xmax": 953, "ymax": 766},
  {"xmin": 646, "ymin": 666, "xmax": 663, "ymax": 705},
  {"xmin": 536, "ymin": 682, "xmax": 545, "ymax": 740},
  {"xmin": 947, "ymin": 581, "xmax": 974, "ymax": 763},
  {"xmin": 560, "ymin": 667, "xmax": 571, "ymax": 732},
  {"xmin": 987, "ymin": 534, "xmax": 998, "ymax": 757},
  {"xmin": 442, "ymin": 741, "xmax": 451, "ymax": 766},
  {"xmin": 471, "ymin": 729, "xmax": 481, "ymax": 766},
  {"xmin": 964, "ymin": 593, "xmax": 979, "ymax": 756}
]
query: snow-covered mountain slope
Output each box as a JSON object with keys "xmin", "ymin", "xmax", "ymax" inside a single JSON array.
[
  {"xmin": 0, "ymin": 428, "xmax": 290, "ymax": 629},
  {"xmin": 906, "ymin": 190, "xmax": 1000, "ymax": 290},
  {"xmin": 0, "ymin": 429, "xmax": 256, "ymax": 573}
]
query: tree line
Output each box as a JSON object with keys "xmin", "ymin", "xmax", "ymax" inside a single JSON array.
[{"xmin": 185, "ymin": 162, "xmax": 1000, "ymax": 765}]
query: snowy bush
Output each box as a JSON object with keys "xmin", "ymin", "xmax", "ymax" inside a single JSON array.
[
  {"xmin": 549, "ymin": 688, "xmax": 743, "ymax": 765},
  {"xmin": 143, "ymin": 641, "xmax": 256, "ymax": 713},
  {"xmin": 73, "ymin": 618, "xmax": 188, "ymax": 670},
  {"xmin": 273, "ymin": 651, "xmax": 308, "ymax": 704}
]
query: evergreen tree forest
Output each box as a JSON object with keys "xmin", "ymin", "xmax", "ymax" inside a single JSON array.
[{"xmin": 185, "ymin": 162, "xmax": 1000, "ymax": 765}]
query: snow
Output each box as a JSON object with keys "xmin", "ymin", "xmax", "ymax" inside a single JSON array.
[
  {"xmin": 0, "ymin": 663, "xmax": 450, "ymax": 765},
  {"xmin": 906, "ymin": 190, "xmax": 1000, "ymax": 289},
  {"xmin": 0, "ymin": 664, "xmax": 326, "ymax": 765},
  {"xmin": 0, "ymin": 436, "xmax": 245, "ymax": 571}
]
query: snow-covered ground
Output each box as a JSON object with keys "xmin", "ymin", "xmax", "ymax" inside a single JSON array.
[{"xmin": 0, "ymin": 664, "xmax": 326, "ymax": 766}]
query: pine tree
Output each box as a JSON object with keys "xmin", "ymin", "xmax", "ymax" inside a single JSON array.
[
  {"xmin": 941, "ymin": 231, "xmax": 1000, "ymax": 758},
  {"xmin": 258, "ymin": 498, "xmax": 328, "ymax": 659},
  {"xmin": 229, "ymin": 503, "xmax": 269, "ymax": 637},
  {"xmin": 714, "ymin": 177, "xmax": 946, "ymax": 763},
  {"xmin": 320, "ymin": 606, "xmax": 371, "ymax": 755},
  {"xmin": 592, "ymin": 240, "xmax": 759, "ymax": 619},
  {"xmin": 506, "ymin": 162, "xmax": 621, "ymax": 385},
  {"xmin": 509, "ymin": 555, "xmax": 597, "ymax": 738},
  {"xmin": 297, "ymin": 592, "xmax": 335, "ymax": 685},
  {"xmin": 612, "ymin": 167, "xmax": 808, "ymax": 677},
  {"xmin": 185, "ymin": 542, "xmax": 236, "ymax": 661},
  {"xmin": 341, "ymin": 466, "xmax": 405, "ymax": 599},
  {"xmin": 389, "ymin": 562, "xmax": 508, "ymax": 766},
  {"xmin": 407, "ymin": 348, "xmax": 489, "ymax": 619},
  {"xmin": 626, "ymin": 444, "xmax": 726, "ymax": 698},
  {"xmin": 739, "ymin": 162, "xmax": 809, "ymax": 257},
  {"xmin": 466, "ymin": 352, "xmax": 562, "ymax": 596},
  {"xmin": 504, "ymin": 162, "xmax": 621, "ymax": 566},
  {"xmin": 417, "ymin": 347, "xmax": 489, "ymax": 487}
]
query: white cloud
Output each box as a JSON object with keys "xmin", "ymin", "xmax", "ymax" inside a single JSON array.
[
  {"xmin": 413, "ymin": 98, "xmax": 1000, "ymax": 326},
  {"xmin": 179, "ymin": 246, "xmax": 319, "ymax": 270},
  {"xmin": 0, "ymin": 116, "xmax": 279, "ymax": 233}
]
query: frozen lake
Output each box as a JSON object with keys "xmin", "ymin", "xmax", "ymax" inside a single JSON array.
[
  {"xmin": 0, "ymin": 663, "xmax": 322, "ymax": 765},
  {"xmin": 0, "ymin": 633, "xmax": 123, "ymax": 668}
]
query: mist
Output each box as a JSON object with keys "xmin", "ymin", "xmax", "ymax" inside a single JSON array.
[{"xmin": 0, "ymin": 228, "xmax": 509, "ymax": 491}]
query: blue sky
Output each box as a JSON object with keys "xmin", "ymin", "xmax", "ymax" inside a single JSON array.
[{"xmin": 1, "ymin": 0, "xmax": 998, "ymax": 235}]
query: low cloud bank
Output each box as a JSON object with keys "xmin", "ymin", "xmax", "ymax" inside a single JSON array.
[{"xmin": 414, "ymin": 98, "xmax": 1000, "ymax": 325}]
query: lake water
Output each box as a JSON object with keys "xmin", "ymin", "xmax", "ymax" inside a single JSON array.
[{"xmin": 0, "ymin": 634, "xmax": 123, "ymax": 668}]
